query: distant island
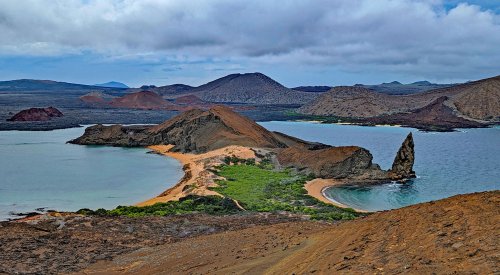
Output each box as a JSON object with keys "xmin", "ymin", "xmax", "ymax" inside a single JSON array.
[{"xmin": 0, "ymin": 73, "xmax": 498, "ymax": 131}]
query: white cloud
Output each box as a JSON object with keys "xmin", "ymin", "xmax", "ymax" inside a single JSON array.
[{"xmin": 0, "ymin": 0, "xmax": 499, "ymax": 80}]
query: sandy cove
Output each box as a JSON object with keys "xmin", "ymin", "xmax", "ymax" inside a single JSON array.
[
  {"xmin": 137, "ymin": 144, "xmax": 256, "ymax": 207},
  {"xmin": 137, "ymin": 144, "xmax": 368, "ymax": 212},
  {"xmin": 305, "ymin": 178, "xmax": 369, "ymax": 213}
]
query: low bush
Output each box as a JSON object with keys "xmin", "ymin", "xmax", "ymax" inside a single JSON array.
[{"xmin": 76, "ymin": 195, "xmax": 240, "ymax": 217}]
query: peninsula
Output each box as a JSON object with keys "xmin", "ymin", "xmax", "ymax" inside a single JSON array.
[{"xmin": 70, "ymin": 105, "xmax": 415, "ymax": 208}]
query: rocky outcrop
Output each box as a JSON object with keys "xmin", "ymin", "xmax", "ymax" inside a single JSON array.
[
  {"xmin": 277, "ymin": 146, "xmax": 387, "ymax": 179},
  {"xmin": 69, "ymin": 124, "xmax": 152, "ymax": 147},
  {"xmin": 7, "ymin": 107, "xmax": 63, "ymax": 122},
  {"xmin": 70, "ymin": 106, "xmax": 416, "ymax": 182},
  {"xmin": 390, "ymin": 132, "xmax": 416, "ymax": 180}
]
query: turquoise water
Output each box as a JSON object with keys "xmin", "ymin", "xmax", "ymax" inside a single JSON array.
[
  {"xmin": 0, "ymin": 127, "xmax": 183, "ymax": 220},
  {"xmin": 260, "ymin": 122, "xmax": 500, "ymax": 211}
]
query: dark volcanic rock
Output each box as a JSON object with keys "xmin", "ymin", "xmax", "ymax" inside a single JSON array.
[
  {"xmin": 7, "ymin": 107, "xmax": 63, "ymax": 122},
  {"xmin": 390, "ymin": 132, "xmax": 416, "ymax": 180},
  {"xmin": 69, "ymin": 124, "xmax": 152, "ymax": 146}
]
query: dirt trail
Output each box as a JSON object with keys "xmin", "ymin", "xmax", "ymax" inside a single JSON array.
[{"xmin": 81, "ymin": 191, "xmax": 499, "ymax": 274}]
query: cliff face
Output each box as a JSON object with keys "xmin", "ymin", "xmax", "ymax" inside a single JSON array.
[
  {"xmin": 390, "ymin": 132, "xmax": 416, "ymax": 180},
  {"xmin": 7, "ymin": 107, "xmax": 63, "ymax": 122},
  {"xmin": 70, "ymin": 106, "xmax": 416, "ymax": 181},
  {"xmin": 277, "ymin": 146, "xmax": 384, "ymax": 179}
]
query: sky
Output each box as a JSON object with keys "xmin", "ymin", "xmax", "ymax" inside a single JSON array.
[{"xmin": 0, "ymin": 0, "xmax": 499, "ymax": 88}]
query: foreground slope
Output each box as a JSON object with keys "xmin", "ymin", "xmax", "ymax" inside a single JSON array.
[{"xmin": 80, "ymin": 191, "xmax": 499, "ymax": 274}]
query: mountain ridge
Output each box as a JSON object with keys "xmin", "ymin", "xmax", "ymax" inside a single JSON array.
[
  {"xmin": 298, "ymin": 75, "xmax": 500, "ymax": 128},
  {"xmin": 94, "ymin": 81, "xmax": 129, "ymax": 89}
]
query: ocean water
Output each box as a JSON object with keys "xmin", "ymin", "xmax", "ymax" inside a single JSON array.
[
  {"xmin": 260, "ymin": 122, "xmax": 500, "ymax": 211},
  {"xmin": 0, "ymin": 127, "xmax": 183, "ymax": 220}
]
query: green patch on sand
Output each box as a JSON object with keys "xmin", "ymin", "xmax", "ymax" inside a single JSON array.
[{"xmin": 211, "ymin": 164, "xmax": 359, "ymax": 220}]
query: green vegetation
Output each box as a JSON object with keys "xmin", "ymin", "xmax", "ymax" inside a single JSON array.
[
  {"xmin": 78, "ymin": 158, "xmax": 360, "ymax": 221},
  {"xmin": 76, "ymin": 195, "xmax": 240, "ymax": 217},
  {"xmin": 211, "ymin": 163, "xmax": 359, "ymax": 221},
  {"xmin": 283, "ymin": 111, "xmax": 348, "ymax": 124}
]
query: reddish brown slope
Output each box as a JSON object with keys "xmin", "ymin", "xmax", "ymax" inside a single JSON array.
[
  {"xmin": 173, "ymin": 94, "xmax": 205, "ymax": 105},
  {"xmin": 147, "ymin": 105, "xmax": 287, "ymax": 152},
  {"xmin": 109, "ymin": 91, "xmax": 174, "ymax": 109},
  {"xmin": 80, "ymin": 191, "xmax": 499, "ymax": 274}
]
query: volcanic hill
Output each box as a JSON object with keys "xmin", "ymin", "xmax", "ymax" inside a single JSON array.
[
  {"xmin": 152, "ymin": 73, "xmax": 319, "ymax": 105},
  {"xmin": 109, "ymin": 91, "xmax": 175, "ymax": 109},
  {"xmin": 7, "ymin": 107, "xmax": 63, "ymax": 122}
]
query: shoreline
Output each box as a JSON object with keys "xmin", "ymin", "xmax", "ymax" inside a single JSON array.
[
  {"xmin": 137, "ymin": 145, "xmax": 256, "ymax": 207},
  {"xmin": 304, "ymin": 178, "xmax": 370, "ymax": 213}
]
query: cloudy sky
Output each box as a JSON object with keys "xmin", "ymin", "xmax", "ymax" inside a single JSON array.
[{"xmin": 0, "ymin": 0, "xmax": 499, "ymax": 87}]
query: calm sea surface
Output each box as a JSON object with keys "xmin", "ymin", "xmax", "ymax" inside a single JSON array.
[
  {"xmin": 1, "ymin": 123, "xmax": 498, "ymax": 218},
  {"xmin": 260, "ymin": 122, "xmax": 500, "ymax": 211},
  {"xmin": 0, "ymin": 127, "xmax": 183, "ymax": 220}
]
